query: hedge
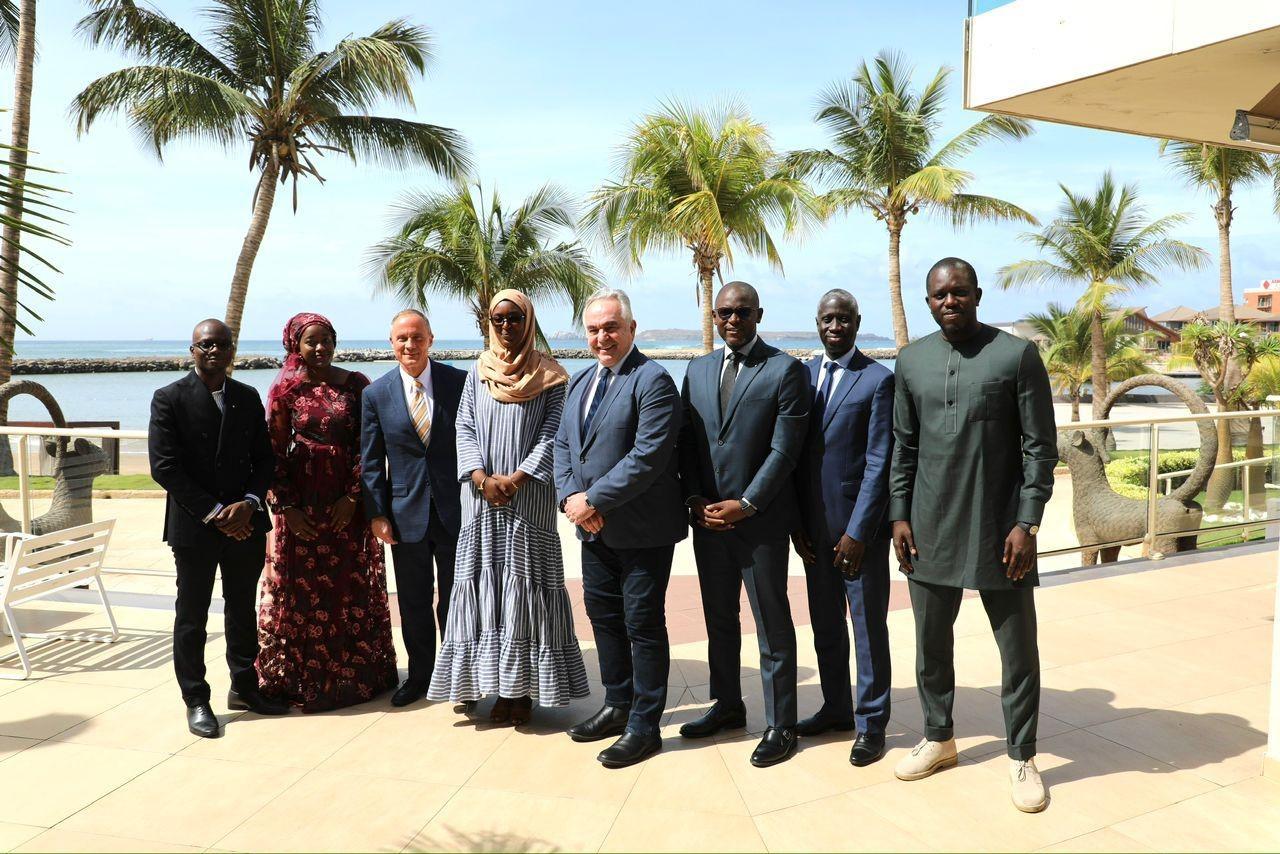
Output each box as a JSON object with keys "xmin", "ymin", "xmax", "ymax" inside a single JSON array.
[{"xmin": 1104, "ymin": 449, "xmax": 1248, "ymax": 500}]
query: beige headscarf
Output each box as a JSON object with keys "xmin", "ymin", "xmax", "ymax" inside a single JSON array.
[{"xmin": 477, "ymin": 289, "xmax": 569, "ymax": 402}]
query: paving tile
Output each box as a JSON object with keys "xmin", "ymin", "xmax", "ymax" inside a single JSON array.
[
  {"xmin": 179, "ymin": 703, "xmax": 383, "ymax": 769},
  {"xmin": 0, "ymin": 680, "xmax": 142, "ymax": 739},
  {"xmin": 600, "ymin": 803, "xmax": 766, "ymax": 853},
  {"xmin": 319, "ymin": 702, "xmax": 512, "ymax": 786},
  {"xmin": 1036, "ymin": 827, "xmax": 1154, "ymax": 852},
  {"xmin": 407, "ymin": 787, "xmax": 617, "ymax": 852},
  {"xmin": 0, "ymin": 823, "xmax": 43, "ymax": 853},
  {"xmin": 1112, "ymin": 775, "xmax": 1280, "ymax": 852},
  {"xmin": 1174, "ymin": 684, "xmax": 1273, "ymax": 732},
  {"xmin": 623, "ymin": 736, "xmax": 749, "ymax": 817},
  {"xmin": 465, "ymin": 725, "xmax": 642, "ymax": 805},
  {"xmin": 0, "ymin": 735, "xmax": 37, "ymax": 763},
  {"xmin": 1089, "ymin": 707, "xmax": 1268, "ymax": 786},
  {"xmin": 26, "ymin": 629, "xmax": 174, "ymax": 691},
  {"xmin": 752, "ymin": 790, "xmax": 930, "ymax": 852},
  {"xmin": 0, "ymin": 741, "xmax": 165, "ymax": 827},
  {"xmin": 60, "ymin": 756, "xmax": 306, "ymax": 848},
  {"xmin": 216, "ymin": 769, "xmax": 455, "ymax": 852},
  {"xmin": 14, "ymin": 829, "xmax": 205, "ymax": 852},
  {"xmin": 890, "ymin": 684, "xmax": 1074, "ymax": 760},
  {"xmin": 51, "ymin": 686, "xmax": 213, "ymax": 754}
]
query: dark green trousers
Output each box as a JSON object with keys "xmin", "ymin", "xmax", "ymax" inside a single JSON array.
[{"xmin": 908, "ymin": 579, "xmax": 1039, "ymax": 760}]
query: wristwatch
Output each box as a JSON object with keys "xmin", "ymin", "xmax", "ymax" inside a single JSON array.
[
  {"xmin": 243, "ymin": 495, "xmax": 262, "ymax": 512},
  {"xmin": 1016, "ymin": 521, "xmax": 1039, "ymax": 536},
  {"xmin": 739, "ymin": 497, "xmax": 758, "ymax": 517}
]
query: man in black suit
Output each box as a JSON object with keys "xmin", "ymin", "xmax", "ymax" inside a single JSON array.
[
  {"xmin": 679, "ymin": 281, "xmax": 810, "ymax": 767},
  {"xmin": 149, "ymin": 319, "xmax": 288, "ymax": 737}
]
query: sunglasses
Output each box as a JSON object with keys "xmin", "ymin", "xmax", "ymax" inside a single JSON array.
[
  {"xmin": 490, "ymin": 313, "xmax": 527, "ymax": 327},
  {"xmin": 192, "ymin": 340, "xmax": 233, "ymax": 353},
  {"xmin": 714, "ymin": 307, "xmax": 758, "ymax": 321}
]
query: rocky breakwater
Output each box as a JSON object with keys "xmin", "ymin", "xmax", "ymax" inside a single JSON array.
[{"xmin": 11, "ymin": 346, "xmax": 899, "ymax": 374}]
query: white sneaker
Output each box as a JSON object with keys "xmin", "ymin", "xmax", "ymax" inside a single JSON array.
[
  {"xmin": 1010, "ymin": 758, "xmax": 1047, "ymax": 813},
  {"xmin": 894, "ymin": 737, "xmax": 958, "ymax": 781}
]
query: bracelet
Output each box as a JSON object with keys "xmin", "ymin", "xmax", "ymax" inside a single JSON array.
[{"xmin": 480, "ymin": 476, "xmax": 489, "ymax": 492}]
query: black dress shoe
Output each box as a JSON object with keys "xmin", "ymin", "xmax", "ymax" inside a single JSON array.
[
  {"xmin": 679, "ymin": 702, "xmax": 747, "ymax": 739},
  {"xmin": 795, "ymin": 712, "xmax": 856, "ymax": 737},
  {"xmin": 186, "ymin": 703, "xmax": 221, "ymax": 739},
  {"xmin": 568, "ymin": 705, "xmax": 630, "ymax": 742},
  {"xmin": 391, "ymin": 680, "xmax": 431, "ymax": 708},
  {"xmin": 849, "ymin": 731, "xmax": 886, "ymax": 767},
  {"xmin": 598, "ymin": 731, "xmax": 662, "ymax": 768},
  {"xmin": 227, "ymin": 688, "xmax": 290, "ymax": 716},
  {"xmin": 750, "ymin": 726, "xmax": 797, "ymax": 767}
]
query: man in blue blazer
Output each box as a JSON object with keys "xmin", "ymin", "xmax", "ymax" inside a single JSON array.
[
  {"xmin": 553, "ymin": 289, "xmax": 686, "ymax": 769},
  {"xmin": 361, "ymin": 309, "xmax": 466, "ymax": 707},
  {"xmin": 792, "ymin": 289, "xmax": 895, "ymax": 767},
  {"xmin": 678, "ymin": 281, "xmax": 811, "ymax": 767}
]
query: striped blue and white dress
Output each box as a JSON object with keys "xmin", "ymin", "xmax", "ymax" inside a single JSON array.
[{"xmin": 428, "ymin": 367, "xmax": 589, "ymax": 706}]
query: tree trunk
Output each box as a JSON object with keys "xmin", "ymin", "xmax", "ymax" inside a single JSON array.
[
  {"xmin": 0, "ymin": 0, "xmax": 37, "ymax": 476},
  {"xmin": 697, "ymin": 258, "xmax": 715, "ymax": 354},
  {"xmin": 1215, "ymin": 189, "xmax": 1235, "ymax": 323},
  {"xmin": 1246, "ymin": 414, "xmax": 1265, "ymax": 513},
  {"xmin": 1070, "ymin": 390, "xmax": 1080, "ymax": 422},
  {"xmin": 886, "ymin": 218, "xmax": 909, "ymax": 349},
  {"xmin": 1089, "ymin": 308, "xmax": 1108, "ymax": 420},
  {"xmin": 224, "ymin": 157, "xmax": 281, "ymax": 360},
  {"xmin": 471, "ymin": 301, "xmax": 490, "ymax": 348},
  {"xmin": 1206, "ymin": 396, "xmax": 1235, "ymax": 513}
]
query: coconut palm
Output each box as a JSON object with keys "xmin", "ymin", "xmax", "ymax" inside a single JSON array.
[
  {"xmin": 369, "ymin": 182, "xmax": 603, "ymax": 345},
  {"xmin": 785, "ymin": 50, "xmax": 1036, "ymax": 348},
  {"xmin": 72, "ymin": 0, "xmax": 470, "ymax": 345},
  {"xmin": 584, "ymin": 101, "xmax": 814, "ymax": 353},
  {"xmin": 1025, "ymin": 303, "xmax": 1151, "ymax": 422},
  {"xmin": 1159, "ymin": 141, "xmax": 1279, "ymax": 323},
  {"xmin": 998, "ymin": 172, "xmax": 1207, "ymax": 419}
]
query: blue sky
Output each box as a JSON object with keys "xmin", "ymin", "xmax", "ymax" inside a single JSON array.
[{"xmin": 6, "ymin": 0, "xmax": 1278, "ymax": 344}]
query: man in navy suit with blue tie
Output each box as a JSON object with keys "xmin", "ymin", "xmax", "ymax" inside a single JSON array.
[
  {"xmin": 554, "ymin": 289, "xmax": 686, "ymax": 768},
  {"xmin": 792, "ymin": 289, "xmax": 895, "ymax": 766},
  {"xmin": 361, "ymin": 309, "xmax": 466, "ymax": 707}
]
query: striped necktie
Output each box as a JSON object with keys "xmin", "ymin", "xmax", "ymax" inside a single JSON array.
[{"xmin": 409, "ymin": 380, "xmax": 432, "ymax": 445}]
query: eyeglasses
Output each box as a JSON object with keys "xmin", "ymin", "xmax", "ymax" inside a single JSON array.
[
  {"xmin": 490, "ymin": 313, "xmax": 526, "ymax": 327},
  {"xmin": 192, "ymin": 341, "xmax": 233, "ymax": 353},
  {"xmin": 714, "ymin": 307, "xmax": 758, "ymax": 321}
]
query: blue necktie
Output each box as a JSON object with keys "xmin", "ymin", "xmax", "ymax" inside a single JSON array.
[
  {"xmin": 582, "ymin": 368, "xmax": 612, "ymax": 439},
  {"xmin": 815, "ymin": 361, "xmax": 839, "ymax": 409}
]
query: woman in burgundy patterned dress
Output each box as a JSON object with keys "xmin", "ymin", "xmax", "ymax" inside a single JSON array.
[{"xmin": 257, "ymin": 312, "xmax": 398, "ymax": 711}]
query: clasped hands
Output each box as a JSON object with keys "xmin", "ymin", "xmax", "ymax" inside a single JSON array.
[
  {"xmin": 891, "ymin": 520, "xmax": 1035, "ymax": 581},
  {"xmin": 563, "ymin": 492, "xmax": 604, "ymax": 534},
  {"xmin": 282, "ymin": 495, "xmax": 357, "ymax": 542},
  {"xmin": 212, "ymin": 501, "xmax": 255, "ymax": 541},
  {"xmin": 688, "ymin": 497, "xmax": 748, "ymax": 531},
  {"xmin": 471, "ymin": 469, "xmax": 527, "ymax": 509}
]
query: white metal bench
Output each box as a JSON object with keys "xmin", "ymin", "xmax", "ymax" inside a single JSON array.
[{"xmin": 0, "ymin": 519, "xmax": 119, "ymax": 679}]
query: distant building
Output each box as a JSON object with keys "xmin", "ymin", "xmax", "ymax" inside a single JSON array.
[
  {"xmin": 990, "ymin": 319, "xmax": 1042, "ymax": 345},
  {"xmin": 1112, "ymin": 307, "xmax": 1179, "ymax": 352},
  {"xmin": 1150, "ymin": 305, "xmax": 1199, "ymax": 333},
  {"xmin": 1153, "ymin": 281, "xmax": 1280, "ymax": 336}
]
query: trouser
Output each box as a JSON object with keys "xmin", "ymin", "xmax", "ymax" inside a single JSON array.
[
  {"xmin": 908, "ymin": 578, "xmax": 1040, "ymax": 760},
  {"xmin": 581, "ymin": 540, "xmax": 674, "ymax": 736},
  {"xmin": 171, "ymin": 533, "xmax": 266, "ymax": 707},
  {"xmin": 805, "ymin": 535, "xmax": 892, "ymax": 736},
  {"xmin": 389, "ymin": 508, "xmax": 456, "ymax": 684},
  {"xmin": 694, "ymin": 531, "xmax": 797, "ymax": 728}
]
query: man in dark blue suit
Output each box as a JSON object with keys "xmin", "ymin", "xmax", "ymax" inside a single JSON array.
[
  {"xmin": 679, "ymin": 281, "xmax": 810, "ymax": 767},
  {"xmin": 792, "ymin": 289, "xmax": 895, "ymax": 767},
  {"xmin": 361, "ymin": 309, "xmax": 466, "ymax": 707},
  {"xmin": 553, "ymin": 288, "xmax": 686, "ymax": 768}
]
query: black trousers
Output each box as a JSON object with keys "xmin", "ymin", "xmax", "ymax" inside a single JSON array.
[
  {"xmin": 908, "ymin": 578, "xmax": 1040, "ymax": 760},
  {"xmin": 389, "ymin": 508, "xmax": 456, "ymax": 683},
  {"xmin": 581, "ymin": 541, "xmax": 673, "ymax": 737},
  {"xmin": 693, "ymin": 531, "xmax": 797, "ymax": 728},
  {"xmin": 172, "ymin": 533, "xmax": 266, "ymax": 707}
]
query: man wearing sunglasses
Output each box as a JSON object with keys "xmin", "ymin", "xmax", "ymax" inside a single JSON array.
[
  {"xmin": 149, "ymin": 319, "xmax": 288, "ymax": 738},
  {"xmin": 677, "ymin": 281, "xmax": 810, "ymax": 767}
]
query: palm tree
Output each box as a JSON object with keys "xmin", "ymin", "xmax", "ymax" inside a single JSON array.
[
  {"xmin": 785, "ymin": 51, "xmax": 1036, "ymax": 348},
  {"xmin": 72, "ymin": 0, "xmax": 470, "ymax": 346},
  {"xmin": 584, "ymin": 101, "xmax": 813, "ymax": 353},
  {"xmin": 1159, "ymin": 141, "xmax": 1279, "ymax": 323},
  {"xmin": 997, "ymin": 172, "xmax": 1207, "ymax": 419},
  {"xmin": 1025, "ymin": 303, "xmax": 1151, "ymax": 422},
  {"xmin": 368, "ymin": 182, "xmax": 603, "ymax": 345}
]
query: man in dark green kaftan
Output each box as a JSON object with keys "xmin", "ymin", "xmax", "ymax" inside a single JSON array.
[{"xmin": 888, "ymin": 257, "xmax": 1057, "ymax": 814}]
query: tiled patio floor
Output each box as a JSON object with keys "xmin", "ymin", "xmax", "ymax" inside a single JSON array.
[{"xmin": 0, "ymin": 547, "xmax": 1276, "ymax": 852}]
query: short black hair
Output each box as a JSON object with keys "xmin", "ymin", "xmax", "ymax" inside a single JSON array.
[
  {"xmin": 926, "ymin": 257, "xmax": 979, "ymax": 290},
  {"xmin": 818, "ymin": 289, "xmax": 859, "ymax": 316}
]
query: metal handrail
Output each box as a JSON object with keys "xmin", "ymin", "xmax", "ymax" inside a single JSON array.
[{"xmin": 1059, "ymin": 408, "xmax": 1280, "ymax": 432}]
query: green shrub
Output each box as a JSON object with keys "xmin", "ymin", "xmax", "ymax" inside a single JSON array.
[{"xmin": 1104, "ymin": 449, "xmax": 1248, "ymax": 499}]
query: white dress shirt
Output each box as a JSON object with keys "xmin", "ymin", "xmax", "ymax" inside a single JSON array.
[
  {"xmin": 817, "ymin": 347, "xmax": 859, "ymax": 400},
  {"xmin": 720, "ymin": 335, "xmax": 759, "ymax": 383},
  {"xmin": 581, "ymin": 345, "xmax": 635, "ymax": 423},
  {"xmin": 400, "ymin": 361, "xmax": 435, "ymax": 440}
]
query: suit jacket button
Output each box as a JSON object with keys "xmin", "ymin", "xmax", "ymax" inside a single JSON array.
[
  {"xmin": 717, "ymin": 439, "xmax": 724, "ymax": 446},
  {"xmin": 579, "ymin": 454, "xmax": 586, "ymax": 462}
]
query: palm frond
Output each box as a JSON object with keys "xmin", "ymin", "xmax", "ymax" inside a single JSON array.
[
  {"xmin": 77, "ymin": 0, "xmax": 238, "ymax": 84},
  {"xmin": 312, "ymin": 115, "xmax": 470, "ymax": 177}
]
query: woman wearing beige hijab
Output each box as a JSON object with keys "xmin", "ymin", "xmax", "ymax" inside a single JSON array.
[{"xmin": 429, "ymin": 290, "xmax": 589, "ymax": 725}]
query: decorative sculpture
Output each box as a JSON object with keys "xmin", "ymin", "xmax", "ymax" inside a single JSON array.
[
  {"xmin": 1058, "ymin": 373, "xmax": 1217, "ymax": 564},
  {"xmin": 0, "ymin": 380, "xmax": 109, "ymax": 535}
]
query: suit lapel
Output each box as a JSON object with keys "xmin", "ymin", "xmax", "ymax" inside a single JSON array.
[
  {"xmin": 720, "ymin": 343, "xmax": 767, "ymax": 432},
  {"xmin": 822, "ymin": 361, "xmax": 864, "ymax": 431},
  {"xmin": 386, "ymin": 367, "xmax": 418, "ymax": 442},
  {"xmin": 564, "ymin": 369, "xmax": 588, "ymax": 455},
  {"xmin": 701, "ymin": 354, "xmax": 722, "ymax": 436},
  {"xmin": 583, "ymin": 349, "xmax": 641, "ymax": 450},
  {"xmin": 184, "ymin": 373, "xmax": 225, "ymax": 455},
  {"xmin": 215, "ymin": 380, "xmax": 236, "ymax": 457},
  {"xmin": 426, "ymin": 361, "xmax": 452, "ymax": 447}
]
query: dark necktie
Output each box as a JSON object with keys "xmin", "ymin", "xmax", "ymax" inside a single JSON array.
[
  {"xmin": 815, "ymin": 361, "xmax": 839, "ymax": 410},
  {"xmin": 582, "ymin": 367, "xmax": 612, "ymax": 439},
  {"xmin": 719, "ymin": 350, "xmax": 741, "ymax": 415}
]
